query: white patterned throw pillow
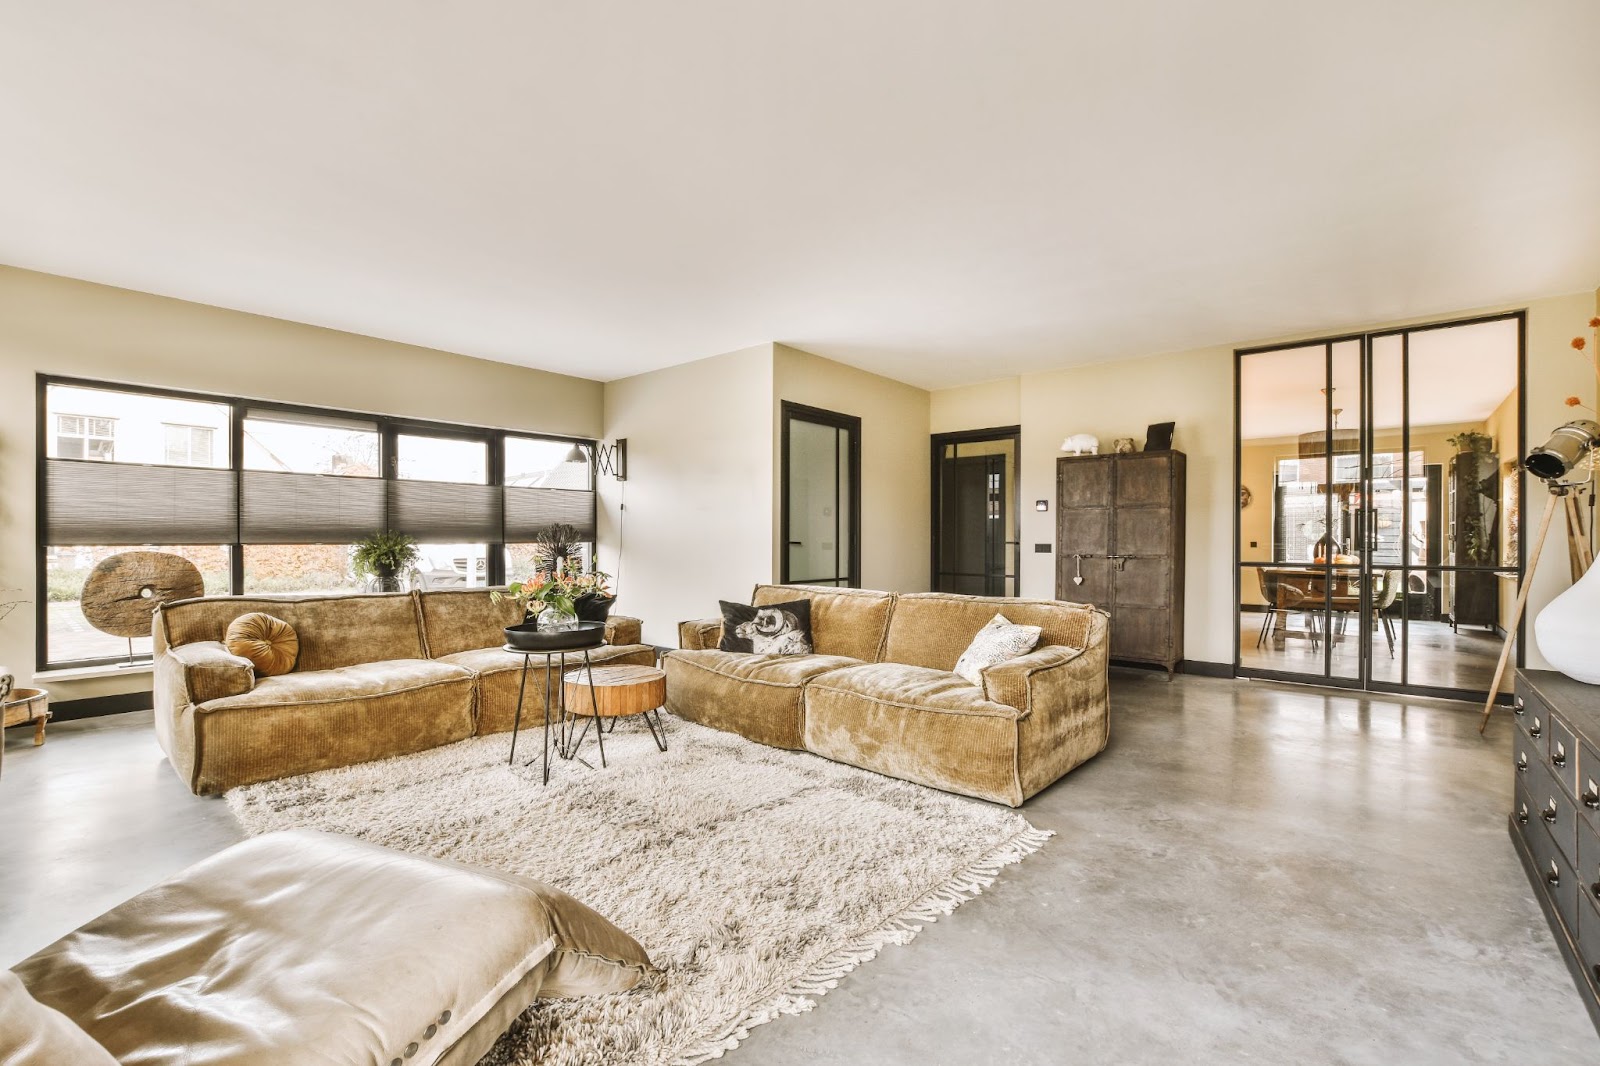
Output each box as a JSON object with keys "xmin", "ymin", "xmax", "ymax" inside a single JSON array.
[{"xmin": 954, "ymin": 613, "xmax": 1042, "ymax": 687}]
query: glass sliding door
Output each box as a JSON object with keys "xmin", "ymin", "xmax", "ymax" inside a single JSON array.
[
  {"xmin": 1235, "ymin": 313, "xmax": 1525, "ymax": 700},
  {"xmin": 781, "ymin": 402, "xmax": 860, "ymax": 587}
]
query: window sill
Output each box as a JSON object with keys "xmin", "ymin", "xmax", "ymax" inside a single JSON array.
[{"xmin": 33, "ymin": 662, "xmax": 154, "ymax": 682}]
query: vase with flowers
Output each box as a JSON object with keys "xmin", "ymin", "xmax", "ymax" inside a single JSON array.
[{"xmin": 492, "ymin": 560, "xmax": 617, "ymax": 632}]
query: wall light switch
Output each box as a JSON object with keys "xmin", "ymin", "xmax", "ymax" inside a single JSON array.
[
  {"xmin": 1250, "ymin": 541, "xmax": 1258, "ymax": 548},
  {"xmin": 1034, "ymin": 543, "xmax": 1051, "ymax": 553}
]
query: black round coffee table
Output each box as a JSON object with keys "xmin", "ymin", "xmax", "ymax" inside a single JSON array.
[{"xmin": 504, "ymin": 623, "xmax": 607, "ymax": 785}]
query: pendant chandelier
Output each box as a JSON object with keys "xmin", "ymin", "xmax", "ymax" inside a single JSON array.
[{"xmin": 1298, "ymin": 389, "xmax": 1359, "ymax": 461}]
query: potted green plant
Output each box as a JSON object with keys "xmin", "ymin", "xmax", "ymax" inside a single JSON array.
[{"xmin": 351, "ymin": 531, "xmax": 420, "ymax": 593}]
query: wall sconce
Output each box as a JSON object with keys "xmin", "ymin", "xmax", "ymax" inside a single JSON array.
[
  {"xmin": 1035, "ymin": 500, "xmax": 1049, "ymax": 512},
  {"xmin": 564, "ymin": 439, "xmax": 628, "ymax": 481}
]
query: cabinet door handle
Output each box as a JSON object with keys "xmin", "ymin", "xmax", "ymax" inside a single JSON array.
[
  {"xmin": 1530, "ymin": 718, "xmax": 1542, "ymax": 738},
  {"xmin": 1517, "ymin": 752, "xmax": 1528, "ymax": 773},
  {"xmin": 1513, "ymin": 696, "xmax": 1525, "ymax": 715},
  {"xmin": 1591, "ymin": 881, "xmax": 1600, "ymax": 901},
  {"xmin": 1518, "ymin": 803, "xmax": 1530, "ymax": 825},
  {"xmin": 1553, "ymin": 743, "xmax": 1567, "ymax": 768},
  {"xmin": 1542, "ymin": 801, "xmax": 1559, "ymax": 824},
  {"xmin": 1547, "ymin": 862, "xmax": 1561, "ymax": 888},
  {"xmin": 1584, "ymin": 781, "xmax": 1600, "ymax": 809}
]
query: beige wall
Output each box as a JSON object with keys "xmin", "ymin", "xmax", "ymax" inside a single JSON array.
[
  {"xmin": 0, "ymin": 267, "xmax": 603, "ymax": 699},
  {"xmin": 772, "ymin": 344, "xmax": 931, "ymax": 595},
  {"xmin": 598, "ymin": 345, "xmax": 776, "ymax": 646},
  {"xmin": 1014, "ymin": 345, "xmax": 1237, "ymax": 662},
  {"xmin": 930, "ymin": 376, "xmax": 1019, "ymax": 434},
  {"xmin": 930, "ymin": 289, "xmax": 1599, "ymax": 670}
]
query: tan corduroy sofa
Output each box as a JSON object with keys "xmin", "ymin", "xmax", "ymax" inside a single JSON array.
[
  {"xmin": 667, "ymin": 585, "xmax": 1110, "ymax": 807},
  {"xmin": 152, "ymin": 589, "xmax": 655, "ymax": 795}
]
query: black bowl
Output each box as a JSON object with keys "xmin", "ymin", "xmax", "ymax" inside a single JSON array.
[{"xmin": 502, "ymin": 621, "xmax": 607, "ymax": 652}]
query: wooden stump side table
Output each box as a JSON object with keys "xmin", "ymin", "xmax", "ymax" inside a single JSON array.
[{"xmin": 561, "ymin": 664, "xmax": 669, "ymax": 768}]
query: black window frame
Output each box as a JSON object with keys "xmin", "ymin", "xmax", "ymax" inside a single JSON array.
[{"xmin": 36, "ymin": 374, "xmax": 596, "ymax": 671}]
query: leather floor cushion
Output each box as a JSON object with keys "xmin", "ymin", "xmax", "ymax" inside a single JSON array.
[{"xmin": 12, "ymin": 829, "xmax": 652, "ymax": 1066}]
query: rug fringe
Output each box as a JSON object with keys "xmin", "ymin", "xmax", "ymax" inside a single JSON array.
[{"xmin": 668, "ymin": 824, "xmax": 1053, "ymax": 1066}]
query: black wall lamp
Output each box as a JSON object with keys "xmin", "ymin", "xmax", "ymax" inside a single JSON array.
[{"xmin": 564, "ymin": 439, "xmax": 628, "ymax": 481}]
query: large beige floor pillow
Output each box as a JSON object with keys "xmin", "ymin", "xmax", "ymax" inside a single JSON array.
[{"xmin": 13, "ymin": 830, "xmax": 652, "ymax": 1066}]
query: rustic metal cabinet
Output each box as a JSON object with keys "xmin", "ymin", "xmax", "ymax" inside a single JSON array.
[
  {"xmin": 1509, "ymin": 669, "xmax": 1600, "ymax": 1038},
  {"xmin": 1055, "ymin": 451, "xmax": 1186, "ymax": 677}
]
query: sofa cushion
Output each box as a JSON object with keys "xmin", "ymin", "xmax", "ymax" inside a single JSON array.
[
  {"xmin": 183, "ymin": 660, "xmax": 476, "ymax": 794},
  {"xmin": 416, "ymin": 588, "xmax": 524, "ymax": 658},
  {"xmin": 803, "ymin": 663, "xmax": 1027, "ymax": 806},
  {"xmin": 159, "ymin": 593, "xmax": 426, "ymax": 671},
  {"xmin": 199, "ymin": 658, "xmax": 472, "ymax": 710},
  {"xmin": 663, "ymin": 649, "xmax": 862, "ymax": 750},
  {"xmin": 881, "ymin": 593, "xmax": 1098, "ymax": 673},
  {"xmin": 12, "ymin": 829, "xmax": 651, "ymax": 1066},
  {"xmin": 439, "ymin": 644, "xmax": 660, "ymax": 734},
  {"xmin": 806, "ymin": 662, "xmax": 1023, "ymax": 720},
  {"xmin": 0, "ymin": 970, "xmax": 118, "ymax": 1066},
  {"xmin": 753, "ymin": 584, "xmax": 894, "ymax": 662},
  {"xmin": 224, "ymin": 612, "xmax": 299, "ymax": 676}
]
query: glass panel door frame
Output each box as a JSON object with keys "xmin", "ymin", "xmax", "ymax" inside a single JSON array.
[
  {"xmin": 929, "ymin": 425, "xmax": 1021, "ymax": 596},
  {"xmin": 1233, "ymin": 310, "xmax": 1527, "ymax": 703},
  {"xmin": 780, "ymin": 401, "xmax": 861, "ymax": 587}
]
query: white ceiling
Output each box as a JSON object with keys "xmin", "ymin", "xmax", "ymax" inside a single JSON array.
[
  {"xmin": 2, "ymin": 2, "xmax": 1597, "ymax": 390},
  {"xmin": 1239, "ymin": 318, "xmax": 1521, "ymax": 440}
]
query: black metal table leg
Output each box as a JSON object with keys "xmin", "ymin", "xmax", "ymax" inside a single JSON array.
[
  {"xmin": 508, "ymin": 653, "xmax": 531, "ymax": 767},
  {"xmin": 583, "ymin": 648, "xmax": 607, "ymax": 769}
]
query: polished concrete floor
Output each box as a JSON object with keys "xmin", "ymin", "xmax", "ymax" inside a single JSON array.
[{"xmin": 2, "ymin": 672, "xmax": 1593, "ymax": 1063}]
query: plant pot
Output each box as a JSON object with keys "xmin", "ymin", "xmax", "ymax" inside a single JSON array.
[
  {"xmin": 573, "ymin": 592, "xmax": 616, "ymax": 624},
  {"xmin": 374, "ymin": 565, "xmax": 401, "ymax": 593}
]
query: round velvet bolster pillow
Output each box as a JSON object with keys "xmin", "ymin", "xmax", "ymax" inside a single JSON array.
[{"xmin": 224, "ymin": 612, "xmax": 299, "ymax": 677}]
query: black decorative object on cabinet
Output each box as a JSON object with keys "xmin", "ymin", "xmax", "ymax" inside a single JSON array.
[
  {"xmin": 1510, "ymin": 669, "xmax": 1600, "ymax": 1038},
  {"xmin": 1055, "ymin": 451, "xmax": 1186, "ymax": 678}
]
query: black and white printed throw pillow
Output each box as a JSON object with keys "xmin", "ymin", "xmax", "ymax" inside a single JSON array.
[{"xmin": 718, "ymin": 599, "xmax": 815, "ymax": 656}]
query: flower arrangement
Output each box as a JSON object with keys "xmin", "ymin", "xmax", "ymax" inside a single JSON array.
[{"xmin": 492, "ymin": 558, "xmax": 615, "ymax": 627}]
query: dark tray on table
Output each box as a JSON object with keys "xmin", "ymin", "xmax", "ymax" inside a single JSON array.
[{"xmin": 503, "ymin": 621, "xmax": 607, "ymax": 652}]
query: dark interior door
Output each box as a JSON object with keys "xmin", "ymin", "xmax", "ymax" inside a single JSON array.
[{"xmin": 939, "ymin": 455, "xmax": 1005, "ymax": 595}]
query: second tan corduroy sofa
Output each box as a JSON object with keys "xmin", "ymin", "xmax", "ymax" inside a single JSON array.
[
  {"xmin": 152, "ymin": 589, "xmax": 655, "ymax": 795},
  {"xmin": 667, "ymin": 585, "xmax": 1110, "ymax": 807}
]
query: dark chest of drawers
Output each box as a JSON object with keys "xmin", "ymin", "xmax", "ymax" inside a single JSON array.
[{"xmin": 1511, "ymin": 669, "xmax": 1600, "ymax": 1037}]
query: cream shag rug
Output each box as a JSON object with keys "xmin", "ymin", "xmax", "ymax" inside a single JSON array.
[{"xmin": 227, "ymin": 714, "xmax": 1050, "ymax": 1066}]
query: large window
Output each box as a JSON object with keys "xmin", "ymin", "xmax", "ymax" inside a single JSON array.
[{"xmin": 39, "ymin": 378, "xmax": 597, "ymax": 669}]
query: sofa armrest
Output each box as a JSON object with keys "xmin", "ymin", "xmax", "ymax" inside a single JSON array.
[
  {"xmin": 981, "ymin": 645, "xmax": 1086, "ymax": 713},
  {"xmin": 164, "ymin": 641, "xmax": 256, "ymax": 705},
  {"xmin": 678, "ymin": 618, "xmax": 723, "ymax": 651},
  {"xmin": 604, "ymin": 615, "xmax": 643, "ymax": 646}
]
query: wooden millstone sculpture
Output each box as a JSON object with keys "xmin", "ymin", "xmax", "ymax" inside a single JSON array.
[{"xmin": 81, "ymin": 552, "xmax": 205, "ymax": 659}]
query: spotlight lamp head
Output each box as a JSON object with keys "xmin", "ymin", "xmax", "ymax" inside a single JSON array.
[{"xmin": 1525, "ymin": 420, "xmax": 1600, "ymax": 483}]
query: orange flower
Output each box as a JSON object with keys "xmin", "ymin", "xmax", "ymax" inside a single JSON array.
[
  {"xmin": 1567, "ymin": 396, "xmax": 1583, "ymax": 406},
  {"xmin": 1575, "ymin": 336, "xmax": 1589, "ymax": 351}
]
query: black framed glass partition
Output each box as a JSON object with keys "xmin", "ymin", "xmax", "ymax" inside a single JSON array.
[
  {"xmin": 931, "ymin": 426, "xmax": 1020, "ymax": 596},
  {"xmin": 780, "ymin": 401, "xmax": 860, "ymax": 587},
  {"xmin": 38, "ymin": 375, "xmax": 597, "ymax": 669},
  {"xmin": 1235, "ymin": 313, "xmax": 1525, "ymax": 701}
]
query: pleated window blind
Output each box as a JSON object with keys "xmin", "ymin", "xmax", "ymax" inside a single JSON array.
[{"xmin": 43, "ymin": 459, "xmax": 237, "ymax": 545}]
